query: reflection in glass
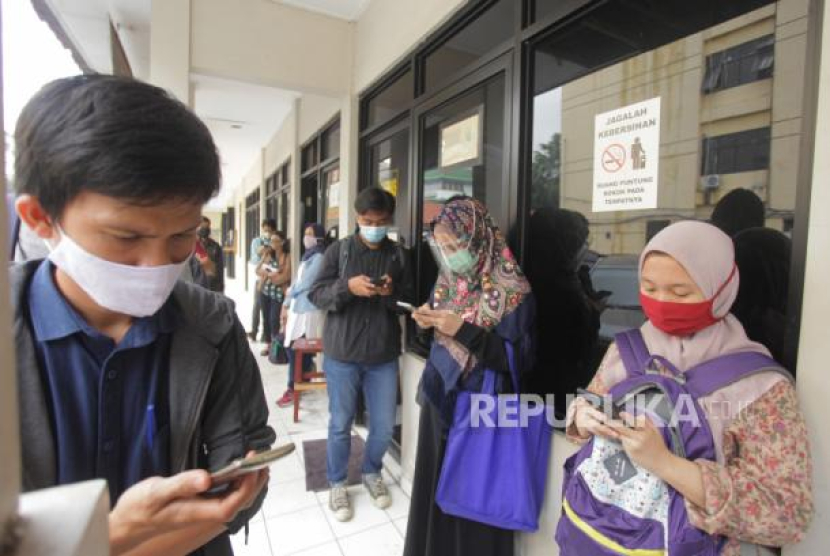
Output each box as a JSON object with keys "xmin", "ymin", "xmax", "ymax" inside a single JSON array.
[
  {"xmin": 369, "ymin": 128, "xmax": 410, "ymax": 244},
  {"xmin": 424, "ymin": 0, "xmax": 514, "ymax": 91},
  {"xmin": 420, "ymin": 74, "xmax": 505, "ymax": 227},
  {"xmin": 366, "ymin": 70, "xmax": 413, "ymax": 129},
  {"xmin": 527, "ymin": 0, "xmax": 806, "ymax": 390},
  {"xmin": 323, "ymin": 166, "xmax": 341, "ymax": 232}
]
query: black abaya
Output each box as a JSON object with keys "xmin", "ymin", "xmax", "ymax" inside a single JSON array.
[{"xmin": 402, "ymin": 401, "xmax": 515, "ymax": 556}]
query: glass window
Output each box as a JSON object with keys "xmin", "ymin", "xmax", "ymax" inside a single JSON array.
[
  {"xmin": 528, "ymin": 0, "xmax": 806, "ymax": 413},
  {"xmin": 301, "ymin": 141, "xmax": 318, "ymax": 173},
  {"xmin": 702, "ymin": 35, "xmax": 775, "ymax": 93},
  {"xmin": 416, "ymin": 72, "xmax": 507, "ymax": 316},
  {"xmin": 279, "ymin": 189, "xmax": 289, "ymax": 233},
  {"xmin": 322, "ymin": 121, "xmax": 341, "ymax": 162},
  {"xmin": 222, "ymin": 208, "xmax": 236, "ymax": 279},
  {"xmin": 369, "ymin": 128, "xmax": 410, "ymax": 244},
  {"xmin": 323, "ymin": 165, "xmax": 341, "ymax": 232},
  {"xmin": 244, "ymin": 190, "xmax": 260, "ymax": 264},
  {"xmin": 702, "ymin": 127, "xmax": 771, "ymax": 175},
  {"xmin": 301, "ymin": 174, "xmax": 319, "ymax": 232},
  {"xmin": 424, "ymin": 0, "xmax": 514, "ymax": 92},
  {"xmin": 421, "ymin": 74, "xmax": 506, "ymax": 227},
  {"xmin": 365, "ymin": 69, "xmax": 414, "ymax": 129}
]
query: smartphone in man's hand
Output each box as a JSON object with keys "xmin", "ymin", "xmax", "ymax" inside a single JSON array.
[{"xmin": 205, "ymin": 444, "xmax": 295, "ymax": 495}]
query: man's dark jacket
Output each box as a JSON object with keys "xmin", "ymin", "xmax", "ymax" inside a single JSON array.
[
  {"xmin": 10, "ymin": 260, "xmax": 276, "ymax": 556},
  {"xmin": 308, "ymin": 235, "xmax": 412, "ymax": 365}
]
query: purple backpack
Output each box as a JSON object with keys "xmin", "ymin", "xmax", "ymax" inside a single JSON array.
[{"xmin": 555, "ymin": 329, "xmax": 790, "ymax": 555}]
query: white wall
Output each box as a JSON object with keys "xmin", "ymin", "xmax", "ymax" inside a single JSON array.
[
  {"xmin": 298, "ymin": 93, "xmax": 341, "ymax": 145},
  {"xmin": 190, "ymin": 0, "xmax": 352, "ymax": 97},
  {"xmin": 784, "ymin": 0, "xmax": 830, "ymax": 551},
  {"xmin": 264, "ymin": 111, "xmax": 296, "ymax": 176},
  {"xmin": 150, "ymin": 0, "xmax": 191, "ymax": 104}
]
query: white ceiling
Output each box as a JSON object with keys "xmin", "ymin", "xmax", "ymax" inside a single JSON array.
[
  {"xmin": 191, "ymin": 75, "xmax": 298, "ymax": 210},
  {"xmin": 43, "ymin": 0, "xmax": 152, "ymax": 78},
  {"xmin": 277, "ymin": 0, "xmax": 371, "ymax": 21},
  {"xmin": 39, "ymin": 0, "xmax": 367, "ymax": 211}
]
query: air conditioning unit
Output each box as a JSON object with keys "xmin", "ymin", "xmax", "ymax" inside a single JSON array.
[{"xmin": 700, "ymin": 174, "xmax": 721, "ymax": 190}]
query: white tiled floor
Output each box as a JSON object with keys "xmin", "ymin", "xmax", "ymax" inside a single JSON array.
[{"xmin": 230, "ymin": 342, "xmax": 410, "ymax": 556}]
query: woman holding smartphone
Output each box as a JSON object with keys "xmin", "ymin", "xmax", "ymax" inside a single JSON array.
[
  {"xmin": 255, "ymin": 232, "xmax": 291, "ymax": 355},
  {"xmin": 404, "ymin": 197, "xmax": 535, "ymax": 556},
  {"xmin": 565, "ymin": 221, "xmax": 813, "ymax": 555}
]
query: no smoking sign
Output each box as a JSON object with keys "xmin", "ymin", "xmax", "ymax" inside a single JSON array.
[{"xmin": 601, "ymin": 144, "xmax": 627, "ymax": 173}]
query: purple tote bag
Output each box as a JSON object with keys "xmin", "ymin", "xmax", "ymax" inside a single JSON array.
[{"xmin": 435, "ymin": 342, "xmax": 553, "ymax": 531}]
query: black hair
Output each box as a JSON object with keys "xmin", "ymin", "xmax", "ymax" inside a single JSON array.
[
  {"xmin": 711, "ymin": 188, "xmax": 765, "ymax": 237},
  {"xmin": 14, "ymin": 75, "xmax": 220, "ymax": 219},
  {"xmin": 201, "ymin": 216, "xmax": 211, "ymax": 226},
  {"xmin": 262, "ymin": 218, "xmax": 277, "ymax": 230},
  {"xmin": 272, "ymin": 230, "xmax": 290, "ymax": 255},
  {"xmin": 354, "ymin": 187, "xmax": 396, "ymax": 216}
]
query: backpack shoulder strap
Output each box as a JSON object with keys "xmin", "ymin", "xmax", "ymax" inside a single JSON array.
[
  {"xmin": 337, "ymin": 238, "xmax": 352, "ymax": 278},
  {"xmin": 684, "ymin": 352, "xmax": 792, "ymax": 399},
  {"xmin": 614, "ymin": 329, "xmax": 651, "ymax": 378}
]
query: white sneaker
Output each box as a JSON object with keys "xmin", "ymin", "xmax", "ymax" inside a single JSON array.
[
  {"xmin": 363, "ymin": 474, "xmax": 392, "ymax": 509},
  {"xmin": 328, "ymin": 484, "xmax": 353, "ymax": 522}
]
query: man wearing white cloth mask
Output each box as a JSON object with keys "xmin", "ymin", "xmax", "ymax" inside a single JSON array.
[{"xmin": 9, "ymin": 75, "xmax": 275, "ymax": 556}]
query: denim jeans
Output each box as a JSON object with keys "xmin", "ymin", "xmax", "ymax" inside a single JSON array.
[
  {"xmin": 251, "ymin": 283, "xmax": 261, "ymax": 335},
  {"xmin": 260, "ymin": 294, "xmax": 281, "ymax": 342},
  {"xmin": 325, "ymin": 356, "xmax": 399, "ymax": 484},
  {"xmin": 286, "ymin": 341, "xmax": 314, "ymax": 390}
]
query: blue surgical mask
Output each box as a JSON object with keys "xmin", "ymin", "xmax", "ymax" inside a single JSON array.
[
  {"xmin": 446, "ymin": 249, "xmax": 476, "ymax": 275},
  {"xmin": 360, "ymin": 225, "xmax": 388, "ymax": 244}
]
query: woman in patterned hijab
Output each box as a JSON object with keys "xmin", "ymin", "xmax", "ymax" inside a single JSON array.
[{"xmin": 405, "ymin": 196, "xmax": 535, "ymax": 556}]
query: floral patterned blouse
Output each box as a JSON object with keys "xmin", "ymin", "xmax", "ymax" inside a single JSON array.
[{"xmin": 566, "ymin": 344, "xmax": 814, "ymax": 555}]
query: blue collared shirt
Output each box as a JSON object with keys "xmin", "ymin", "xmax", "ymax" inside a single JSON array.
[{"xmin": 28, "ymin": 260, "xmax": 179, "ymax": 503}]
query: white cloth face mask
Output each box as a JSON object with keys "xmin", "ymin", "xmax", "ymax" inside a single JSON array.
[{"xmin": 47, "ymin": 229, "xmax": 189, "ymax": 317}]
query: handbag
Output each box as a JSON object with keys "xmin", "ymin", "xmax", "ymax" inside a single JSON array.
[
  {"xmin": 269, "ymin": 333, "xmax": 289, "ymax": 365},
  {"xmin": 435, "ymin": 342, "xmax": 553, "ymax": 531}
]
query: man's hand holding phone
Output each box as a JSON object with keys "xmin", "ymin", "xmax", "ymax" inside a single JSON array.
[
  {"xmin": 108, "ymin": 450, "xmax": 271, "ymax": 555},
  {"xmin": 348, "ymin": 275, "xmax": 379, "ymax": 297}
]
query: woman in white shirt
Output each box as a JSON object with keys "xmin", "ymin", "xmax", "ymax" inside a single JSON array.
[{"xmin": 277, "ymin": 223, "xmax": 327, "ymax": 407}]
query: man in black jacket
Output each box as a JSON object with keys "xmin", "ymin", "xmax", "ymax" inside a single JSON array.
[
  {"xmin": 309, "ymin": 188, "xmax": 411, "ymax": 522},
  {"xmin": 11, "ymin": 75, "xmax": 274, "ymax": 556}
]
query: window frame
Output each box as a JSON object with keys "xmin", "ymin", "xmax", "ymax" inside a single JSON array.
[
  {"xmin": 300, "ymin": 114, "xmax": 342, "ymax": 241},
  {"xmin": 701, "ymin": 34, "xmax": 776, "ymax": 94},
  {"xmin": 356, "ymin": 0, "xmax": 818, "ymax": 369}
]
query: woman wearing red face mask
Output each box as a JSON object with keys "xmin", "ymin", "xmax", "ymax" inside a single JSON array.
[{"xmin": 566, "ymin": 221, "xmax": 813, "ymax": 555}]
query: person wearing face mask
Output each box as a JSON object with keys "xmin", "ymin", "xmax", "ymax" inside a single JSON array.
[
  {"xmin": 562, "ymin": 221, "xmax": 812, "ymax": 556},
  {"xmin": 196, "ymin": 216, "xmax": 225, "ymax": 293},
  {"xmin": 256, "ymin": 231, "xmax": 292, "ymax": 356},
  {"xmin": 404, "ymin": 197, "xmax": 535, "ymax": 556},
  {"xmin": 308, "ymin": 187, "xmax": 413, "ymax": 523},
  {"xmin": 248, "ymin": 219, "xmax": 277, "ymax": 342},
  {"xmin": 276, "ymin": 223, "xmax": 328, "ymax": 408},
  {"xmin": 10, "ymin": 75, "xmax": 275, "ymax": 556}
]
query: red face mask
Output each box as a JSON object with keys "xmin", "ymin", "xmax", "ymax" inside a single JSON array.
[
  {"xmin": 639, "ymin": 293, "xmax": 718, "ymax": 336},
  {"xmin": 639, "ymin": 265, "xmax": 736, "ymax": 336}
]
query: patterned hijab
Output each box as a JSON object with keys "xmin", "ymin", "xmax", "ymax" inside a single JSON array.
[{"xmin": 431, "ymin": 198, "xmax": 531, "ymax": 373}]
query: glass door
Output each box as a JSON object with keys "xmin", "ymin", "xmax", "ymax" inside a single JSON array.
[{"xmin": 412, "ymin": 57, "xmax": 513, "ymax": 351}]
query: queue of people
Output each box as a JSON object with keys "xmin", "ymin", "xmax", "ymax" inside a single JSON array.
[{"xmin": 6, "ymin": 73, "xmax": 815, "ymax": 556}]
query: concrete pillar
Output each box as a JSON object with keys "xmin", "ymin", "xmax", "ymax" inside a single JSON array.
[
  {"xmin": 289, "ymin": 97, "xmax": 302, "ymax": 274},
  {"xmin": 0, "ymin": 0, "xmax": 21, "ymax": 535},
  {"xmin": 784, "ymin": 1, "xmax": 830, "ymax": 553},
  {"xmin": 150, "ymin": 0, "xmax": 191, "ymax": 105},
  {"xmin": 339, "ymin": 92, "xmax": 360, "ymax": 235}
]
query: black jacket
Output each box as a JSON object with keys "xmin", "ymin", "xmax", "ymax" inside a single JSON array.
[
  {"xmin": 308, "ymin": 235, "xmax": 412, "ymax": 365},
  {"xmin": 11, "ymin": 261, "xmax": 275, "ymax": 556}
]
